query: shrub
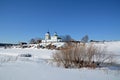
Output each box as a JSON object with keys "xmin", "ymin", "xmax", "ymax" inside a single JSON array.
[
  {"xmin": 53, "ymin": 43, "xmax": 113, "ymax": 68},
  {"xmin": 20, "ymin": 54, "xmax": 32, "ymax": 57},
  {"xmin": 0, "ymin": 55, "xmax": 18, "ymax": 65}
]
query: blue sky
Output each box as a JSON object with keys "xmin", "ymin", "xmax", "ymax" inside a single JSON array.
[{"xmin": 0, "ymin": 0, "xmax": 120, "ymax": 43}]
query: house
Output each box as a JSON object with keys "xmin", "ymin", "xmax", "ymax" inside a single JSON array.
[{"xmin": 19, "ymin": 42, "xmax": 28, "ymax": 48}]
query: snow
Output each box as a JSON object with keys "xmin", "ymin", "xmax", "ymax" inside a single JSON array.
[
  {"xmin": 93, "ymin": 41, "xmax": 120, "ymax": 55},
  {"xmin": 0, "ymin": 41, "xmax": 120, "ymax": 80},
  {"xmin": 0, "ymin": 48, "xmax": 54, "ymax": 59},
  {"xmin": 105, "ymin": 41, "xmax": 120, "ymax": 55},
  {"xmin": 40, "ymin": 42, "xmax": 65, "ymax": 48},
  {"xmin": 0, "ymin": 61, "xmax": 120, "ymax": 80}
]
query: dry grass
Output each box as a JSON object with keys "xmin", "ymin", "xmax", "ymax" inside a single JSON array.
[
  {"xmin": 53, "ymin": 43, "xmax": 113, "ymax": 68},
  {"xmin": 0, "ymin": 54, "xmax": 18, "ymax": 65}
]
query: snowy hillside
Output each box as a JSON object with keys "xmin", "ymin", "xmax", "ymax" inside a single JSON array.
[
  {"xmin": 93, "ymin": 41, "xmax": 120, "ymax": 55},
  {"xmin": 105, "ymin": 41, "xmax": 120, "ymax": 55},
  {"xmin": 0, "ymin": 41, "xmax": 120, "ymax": 80}
]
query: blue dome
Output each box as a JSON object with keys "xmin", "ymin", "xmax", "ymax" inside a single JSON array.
[{"xmin": 45, "ymin": 32, "xmax": 50, "ymax": 35}]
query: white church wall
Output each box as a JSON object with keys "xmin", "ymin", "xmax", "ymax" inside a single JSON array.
[{"xmin": 42, "ymin": 32, "xmax": 62, "ymax": 43}]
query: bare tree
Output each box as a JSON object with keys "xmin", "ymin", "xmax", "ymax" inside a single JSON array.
[
  {"xmin": 61, "ymin": 35, "xmax": 74, "ymax": 42},
  {"xmin": 81, "ymin": 35, "xmax": 89, "ymax": 43},
  {"xmin": 29, "ymin": 38, "xmax": 42, "ymax": 44},
  {"xmin": 36, "ymin": 38, "xmax": 42, "ymax": 44},
  {"xmin": 29, "ymin": 38, "xmax": 36, "ymax": 44}
]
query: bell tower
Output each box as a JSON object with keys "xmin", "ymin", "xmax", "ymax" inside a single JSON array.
[{"xmin": 45, "ymin": 32, "xmax": 50, "ymax": 40}]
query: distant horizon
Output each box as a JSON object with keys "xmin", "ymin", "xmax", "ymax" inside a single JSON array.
[
  {"xmin": 0, "ymin": 0, "xmax": 120, "ymax": 43},
  {"xmin": 0, "ymin": 31, "xmax": 120, "ymax": 44}
]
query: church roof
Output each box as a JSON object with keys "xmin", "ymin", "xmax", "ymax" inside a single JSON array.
[
  {"xmin": 54, "ymin": 32, "xmax": 58, "ymax": 36},
  {"xmin": 45, "ymin": 32, "xmax": 50, "ymax": 35}
]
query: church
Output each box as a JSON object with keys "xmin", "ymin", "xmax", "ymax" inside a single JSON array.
[{"xmin": 42, "ymin": 32, "xmax": 62, "ymax": 43}]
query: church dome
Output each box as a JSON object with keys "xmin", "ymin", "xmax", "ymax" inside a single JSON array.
[
  {"xmin": 54, "ymin": 32, "xmax": 58, "ymax": 36},
  {"xmin": 45, "ymin": 32, "xmax": 50, "ymax": 35}
]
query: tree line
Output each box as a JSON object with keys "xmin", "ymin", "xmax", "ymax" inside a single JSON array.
[{"xmin": 29, "ymin": 35, "xmax": 89, "ymax": 44}]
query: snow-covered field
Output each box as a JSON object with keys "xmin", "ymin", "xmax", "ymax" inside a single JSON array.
[{"xmin": 0, "ymin": 41, "xmax": 120, "ymax": 80}]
